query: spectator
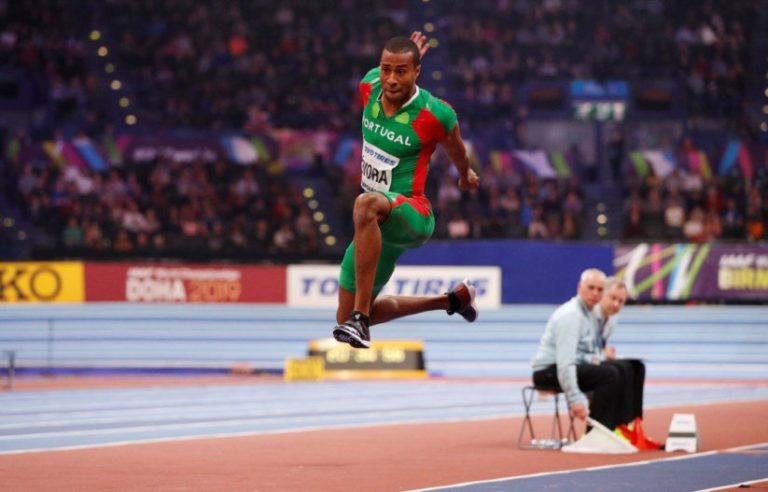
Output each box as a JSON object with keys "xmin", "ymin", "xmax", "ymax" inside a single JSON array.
[
  {"xmin": 447, "ymin": 212, "xmax": 471, "ymax": 239},
  {"xmin": 663, "ymin": 193, "xmax": 686, "ymax": 239},
  {"xmin": 272, "ymin": 222, "xmax": 296, "ymax": 252},
  {"xmin": 113, "ymin": 229, "xmax": 134, "ymax": 252},
  {"xmin": 624, "ymin": 202, "xmax": 645, "ymax": 240},
  {"xmin": 527, "ymin": 206, "xmax": 550, "ymax": 239},
  {"xmin": 642, "ymin": 188, "xmax": 665, "ymax": 239},
  {"xmin": 608, "ymin": 127, "xmax": 626, "ymax": 182},
  {"xmin": 721, "ymin": 198, "xmax": 745, "ymax": 239},
  {"xmin": 61, "ymin": 216, "xmax": 83, "ymax": 247},
  {"xmin": 683, "ymin": 206, "xmax": 707, "ymax": 242}
]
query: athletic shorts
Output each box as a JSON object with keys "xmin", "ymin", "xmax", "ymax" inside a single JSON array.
[{"xmin": 339, "ymin": 191, "xmax": 435, "ymax": 296}]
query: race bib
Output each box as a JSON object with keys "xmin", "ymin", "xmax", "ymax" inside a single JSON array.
[{"xmin": 361, "ymin": 141, "xmax": 399, "ymax": 192}]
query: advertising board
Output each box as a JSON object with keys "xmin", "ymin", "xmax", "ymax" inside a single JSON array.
[
  {"xmin": 84, "ymin": 263, "xmax": 286, "ymax": 303},
  {"xmin": 0, "ymin": 262, "xmax": 85, "ymax": 303},
  {"xmin": 287, "ymin": 264, "xmax": 502, "ymax": 308}
]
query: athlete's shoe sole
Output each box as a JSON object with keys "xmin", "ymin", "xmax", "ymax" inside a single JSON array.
[
  {"xmin": 333, "ymin": 324, "xmax": 371, "ymax": 349},
  {"xmin": 450, "ymin": 278, "xmax": 478, "ymax": 322}
]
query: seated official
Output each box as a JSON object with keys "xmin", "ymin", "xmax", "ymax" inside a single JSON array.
[
  {"xmin": 531, "ymin": 268, "xmax": 625, "ymax": 430},
  {"xmin": 595, "ymin": 277, "xmax": 661, "ymax": 449}
]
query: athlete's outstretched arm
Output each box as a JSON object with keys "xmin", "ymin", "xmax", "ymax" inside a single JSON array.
[{"xmin": 441, "ymin": 123, "xmax": 479, "ymax": 191}]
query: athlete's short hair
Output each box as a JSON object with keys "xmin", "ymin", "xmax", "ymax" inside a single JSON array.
[{"xmin": 383, "ymin": 36, "xmax": 421, "ymax": 67}]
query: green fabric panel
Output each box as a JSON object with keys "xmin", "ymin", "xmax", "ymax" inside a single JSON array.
[
  {"xmin": 250, "ymin": 137, "xmax": 271, "ymax": 162},
  {"xmin": 550, "ymin": 151, "xmax": 571, "ymax": 178},
  {"xmin": 630, "ymin": 151, "xmax": 649, "ymax": 177}
]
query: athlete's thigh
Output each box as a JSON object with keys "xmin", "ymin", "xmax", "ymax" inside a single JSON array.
[{"xmin": 379, "ymin": 192, "xmax": 435, "ymax": 249}]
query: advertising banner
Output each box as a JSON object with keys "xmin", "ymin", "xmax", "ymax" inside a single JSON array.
[
  {"xmin": 287, "ymin": 264, "xmax": 502, "ymax": 308},
  {"xmin": 84, "ymin": 263, "xmax": 286, "ymax": 303},
  {"xmin": 0, "ymin": 262, "xmax": 85, "ymax": 303},
  {"xmin": 399, "ymin": 240, "xmax": 614, "ymax": 304},
  {"xmin": 615, "ymin": 243, "xmax": 768, "ymax": 302},
  {"xmin": 121, "ymin": 135, "xmax": 227, "ymax": 163}
]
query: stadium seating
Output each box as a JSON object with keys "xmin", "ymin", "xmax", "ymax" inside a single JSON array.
[{"xmin": 0, "ymin": 0, "xmax": 766, "ymax": 259}]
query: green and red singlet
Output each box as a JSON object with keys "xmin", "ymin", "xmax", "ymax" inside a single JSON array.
[
  {"xmin": 358, "ymin": 67, "xmax": 457, "ymax": 204},
  {"xmin": 338, "ymin": 68, "xmax": 458, "ymax": 295}
]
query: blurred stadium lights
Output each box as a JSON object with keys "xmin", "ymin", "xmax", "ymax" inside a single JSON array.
[
  {"xmin": 424, "ymin": 22, "xmax": 434, "ymax": 32},
  {"xmin": 299, "ymin": 186, "xmax": 336, "ymax": 252},
  {"xmin": 105, "ymin": 63, "xmax": 115, "ymax": 74},
  {"xmin": 97, "ymin": 46, "xmax": 108, "ymax": 57},
  {"xmin": 125, "ymin": 114, "xmax": 137, "ymax": 125},
  {"xmin": 110, "ymin": 80, "xmax": 122, "ymax": 90},
  {"xmin": 119, "ymin": 97, "xmax": 130, "ymax": 108},
  {"xmin": 432, "ymin": 70, "xmax": 442, "ymax": 81},
  {"xmin": 428, "ymin": 38, "xmax": 439, "ymax": 48},
  {"xmin": 89, "ymin": 30, "xmax": 101, "ymax": 41}
]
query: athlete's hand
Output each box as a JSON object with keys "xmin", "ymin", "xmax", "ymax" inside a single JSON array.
[
  {"xmin": 410, "ymin": 31, "xmax": 430, "ymax": 58},
  {"xmin": 458, "ymin": 168, "xmax": 479, "ymax": 191}
]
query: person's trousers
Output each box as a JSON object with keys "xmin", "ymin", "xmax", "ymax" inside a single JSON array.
[
  {"xmin": 532, "ymin": 363, "xmax": 623, "ymax": 429},
  {"xmin": 604, "ymin": 358, "xmax": 646, "ymax": 424}
]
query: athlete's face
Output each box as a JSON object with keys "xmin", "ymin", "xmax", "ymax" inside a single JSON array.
[
  {"xmin": 379, "ymin": 50, "xmax": 420, "ymax": 106},
  {"xmin": 600, "ymin": 284, "xmax": 628, "ymax": 317},
  {"xmin": 577, "ymin": 273, "xmax": 605, "ymax": 310}
]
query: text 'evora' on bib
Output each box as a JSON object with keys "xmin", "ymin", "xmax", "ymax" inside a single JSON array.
[{"xmin": 361, "ymin": 141, "xmax": 400, "ymax": 192}]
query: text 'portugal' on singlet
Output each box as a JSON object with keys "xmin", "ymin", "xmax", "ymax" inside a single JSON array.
[{"xmin": 358, "ymin": 67, "xmax": 457, "ymax": 198}]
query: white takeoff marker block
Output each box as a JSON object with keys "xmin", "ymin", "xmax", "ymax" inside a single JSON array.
[{"xmin": 665, "ymin": 413, "xmax": 698, "ymax": 453}]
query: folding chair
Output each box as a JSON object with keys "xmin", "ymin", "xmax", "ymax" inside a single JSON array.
[{"xmin": 517, "ymin": 384, "xmax": 577, "ymax": 449}]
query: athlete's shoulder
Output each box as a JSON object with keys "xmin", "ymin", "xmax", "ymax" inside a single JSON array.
[
  {"xmin": 418, "ymin": 87, "xmax": 453, "ymax": 109},
  {"xmin": 360, "ymin": 67, "xmax": 380, "ymax": 86},
  {"xmin": 418, "ymin": 87, "xmax": 457, "ymax": 134},
  {"xmin": 359, "ymin": 67, "xmax": 380, "ymax": 106}
]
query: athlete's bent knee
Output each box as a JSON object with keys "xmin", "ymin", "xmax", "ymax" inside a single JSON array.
[{"xmin": 353, "ymin": 192, "xmax": 389, "ymax": 225}]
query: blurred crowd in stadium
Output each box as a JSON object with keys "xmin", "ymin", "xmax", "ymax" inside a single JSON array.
[
  {"xmin": 5, "ymin": 152, "xmax": 320, "ymax": 259},
  {"xmin": 0, "ymin": 0, "xmax": 766, "ymax": 260},
  {"xmin": 445, "ymin": 0, "xmax": 754, "ymax": 126}
]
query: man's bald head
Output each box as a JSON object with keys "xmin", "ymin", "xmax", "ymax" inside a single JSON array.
[{"xmin": 577, "ymin": 268, "xmax": 606, "ymax": 310}]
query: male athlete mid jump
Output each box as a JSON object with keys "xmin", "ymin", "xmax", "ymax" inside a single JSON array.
[{"xmin": 333, "ymin": 32, "xmax": 480, "ymax": 349}]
